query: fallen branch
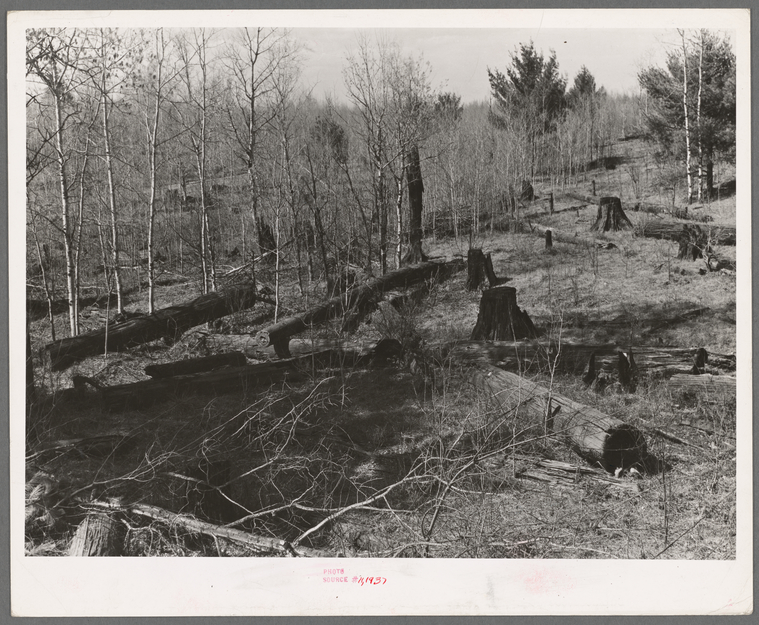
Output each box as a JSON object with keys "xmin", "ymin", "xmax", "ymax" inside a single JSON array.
[{"xmin": 85, "ymin": 500, "xmax": 336, "ymax": 557}]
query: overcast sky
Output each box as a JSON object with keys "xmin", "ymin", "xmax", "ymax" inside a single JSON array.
[{"xmin": 291, "ymin": 28, "xmax": 688, "ymax": 103}]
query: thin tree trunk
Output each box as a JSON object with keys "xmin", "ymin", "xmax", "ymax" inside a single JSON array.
[
  {"xmin": 680, "ymin": 30, "xmax": 693, "ymax": 204},
  {"xmin": 696, "ymin": 29, "xmax": 704, "ymax": 203},
  {"xmin": 395, "ymin": 174, "xmax": 403, "ymax": 270},
  {"xmin": 101, "ymin": 61, "xmax": 124, "ymax": 315},
  {"xmin": 32, "ymin": 226, "xmax": 56, "ymax": 341},
  {"xmin": 146, "ymin": 30, "xmax": 164, "ymax": 314},
  {"xmin": 51, "ymin": 63, "xmax": 78, "ymax": 337}
]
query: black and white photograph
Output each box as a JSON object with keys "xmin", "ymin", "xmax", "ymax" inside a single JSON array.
[{"xmin": 9, "ymin": 8, "xmax": 752, "ymax": 616}]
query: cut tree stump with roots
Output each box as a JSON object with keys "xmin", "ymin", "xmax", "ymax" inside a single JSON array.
[
  {"xmin": 591, "ymin": 196, "xmax": 633, "ymax": 232},
  {"xmin": 677, "ymin": 224, "xmax": 710, "ymax": 260},
  {"xmin": 471, "ymin": 286, "xmax": 537, "ymax": 341}
]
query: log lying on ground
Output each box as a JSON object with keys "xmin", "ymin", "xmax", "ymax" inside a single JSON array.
[
  {"xmin": 256, "ymin": 259, "xmax": 463, "ymax": 357},
  {"xmin": 441, "ymin": 340, "xmax": 735, "ymax": 377},
  {"xmin": 637, "ymin": 220, "xmax": 736, "ymax": 246},
  {"xmin": 85, "ymin": 501, "xmax": 336, "ymax": 557},
  {"xmin": 144, "ymin": 351, "xmax": 247, "ymax": 378},
  {"xmin": 68, "ymin": 512, "xmax": 124, "ymax": 556},
  {"xmin": 668, "ymin": 374, "xmax": 736, "ymax": 397},
  {"xmin": 471, "ymin": 363, "xmax": 648, "ymax": 471},
  {"xmin": 85, "ymin": 340, "xmax": 402, "ymax": 410},
  {"xmin": 46, "ymin": 283, "xmax": 260, "ymax": 371},
  {"xmin": 526, "ymin": 221, "xmax": 618, "ymax": 250}
]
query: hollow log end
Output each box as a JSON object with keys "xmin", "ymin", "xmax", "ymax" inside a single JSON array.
[
  {"xmin": 601, "ymin": 424, "xmax": 648, "ymax": 472},
  {"xmin": 256, "ymin": 329, "xmax": 271, "ymax": 348}
]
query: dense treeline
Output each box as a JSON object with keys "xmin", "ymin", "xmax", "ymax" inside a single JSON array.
[{"xmin": 26, "ymin": 28, "xmax": 734, "ymax": 339}]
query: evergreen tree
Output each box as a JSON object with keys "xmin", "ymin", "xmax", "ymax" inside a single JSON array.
[{"xmin": 487, "ymin": 41, "xmax": 566, "ymax": 179}]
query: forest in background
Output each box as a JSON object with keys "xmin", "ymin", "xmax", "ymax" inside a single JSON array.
[{"xmin": 26, "ymin": 27, "xmax": 735, "ymax": 341}]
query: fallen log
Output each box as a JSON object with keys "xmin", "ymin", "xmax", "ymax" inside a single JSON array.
[
  {"xmin": 471, "ymin": 363, "xmax": 648, "ymax": 471},
  {"xmin": 441, "ymin": 341, "xmax": 735, "ymax": 377},
  {"xmin": 668, "ymin": 374, "xmax": 736, "ymax": 397},
  {"xmin": 637, "ymin": 220, "xmax": 736, "ymax": 246},
  {"xmin": 144, "ymin": 351, "xmax": 247, "ymax": 379},
  {"xmin": 87, "ymin": 341, "xmax": 401, "ymax": 410},
  {"xmin": 256, "ymin": 259, "xmax": 463, "ymax": 357},
  {"xmin": 85, "ymin": 501, "xmax": 337, "ymax": 557},
  {"xmin": 68, "ymin": 512, "xmax": 124, "ymax": 556},
  {"xmin": 526, "ymin": 222, "xmax": 617, "ymax": 250},
  {"xmin": 46, "ymin": 282, "xmax": 260, "ymax": 371}
]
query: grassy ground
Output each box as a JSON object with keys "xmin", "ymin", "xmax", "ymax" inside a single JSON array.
[{"xmin": 25, "ymin": 141, "xmax": 737, "ymax": 559}]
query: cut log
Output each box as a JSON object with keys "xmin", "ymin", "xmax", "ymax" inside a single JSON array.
[
  {"xmin": 470, "ymin": 286, "xmax": 537, "ymax": 341},
  {"xmin": 591, "ymin": 197, "xmax": 634, "ymax": 232},
  {"xmin": 441, "ymin": 341, "xmax": 735, "ymax": 377},
  {"xmin": 668, "ymin": 374, "xmax": 736, "ymax": 397},
  {"xmin": 471, "ymin": 363, "xmax": 648, "ymax": 471},
  {"xmin": 144, "ymin": 351, "xmax": 247, "ymax": 379},
  {"xmin": 256, "ymin": 259, "xmax": 463, "ymax": 357},
  {"xmin": 68, "ymin": 512, "xmax": 124, "ymax": 556},
  {"xmin": 637, "ymin": 220, "xmax": 736, "ymax": 246},
  {"xmin": 46, "ymin": 283, "xmax": 260, "ymax": 371}
]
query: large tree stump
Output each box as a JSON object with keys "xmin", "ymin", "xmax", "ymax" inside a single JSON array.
[
  {"xmin": 68, "ymin": 512, "xmax": 124, "ymax": 556},
  {"xmin": 471, "ymin": 286, "xmax": 537, "ymax": 341},
  {"xmin": 591, "ymin": 196, "xmax": 633, "ymax": 232}
]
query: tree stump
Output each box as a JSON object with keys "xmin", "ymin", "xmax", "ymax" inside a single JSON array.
[
  {"xmin": 520, "ymin": 180, "xmax": 535, "ymax": 202},
  {"xmin": 471, "ymin": 286, "xmax": 537, "ymax": 341},
  {"xmin": 677, "ymin": 224, "xmax": 709, "ymax": 260},
  {"xmin": 466, "ymin": 249, "xmax": 487, "ymax": 291},
  {"xmin": 68, "ymin": 512, "xmax": 124, "ymax": 556},
  {"xmin": 545, "ymin": 229, "xmax": 553, "ymax": 249},
  {"xmin": 467, "ymin": 249, "xmax": 507, "ymax": 290},
  {"xmin": 590, "ymin": 196, "xmax": 633, "ymax": 232}
]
